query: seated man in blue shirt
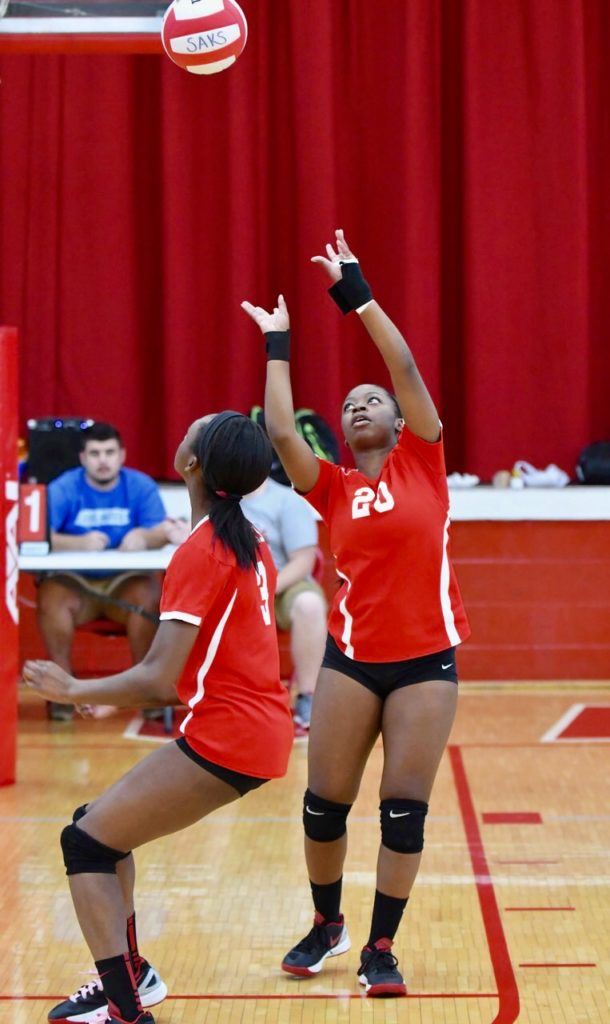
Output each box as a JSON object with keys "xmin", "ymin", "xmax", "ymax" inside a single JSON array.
[{"xmin": 37, "ymin": 422, "xmax": 169, "ymax": 720}]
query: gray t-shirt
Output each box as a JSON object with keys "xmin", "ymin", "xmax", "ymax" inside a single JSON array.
[{"xmin": 242, "ymin": 478, "xmax": 318, "ymax": 572}]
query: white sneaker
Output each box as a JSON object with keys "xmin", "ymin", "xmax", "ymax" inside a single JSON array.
[{"xmin": 513, "ymin": 460, "xmax": 570, "ymax": 487}]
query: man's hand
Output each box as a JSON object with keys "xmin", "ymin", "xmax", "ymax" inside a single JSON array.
[
  {"xmin": 311, "ymin": 228, "xmax": 358, "ymax": 282},
  {"xmin": 241, "ymin": 294, "xmax": 290, "ymax": 334},
  {"xmin": 119, "ymin": 528, "xmax": 147, "ymax": 552},
  {"xmin": 82, "ymin": 530, "xmax": 110, "ymax": 551},
  {"xmin": 23, "ymin": 660, "xmax": 75, "ymax": 704},
  {"xmin": 164, "ymin": 518, "xmax": 190, "ymax": 547}
]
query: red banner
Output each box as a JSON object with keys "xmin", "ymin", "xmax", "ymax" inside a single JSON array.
[{"xmin": 0, "ymin": 327, "xmax": 18, "ymax": 786}]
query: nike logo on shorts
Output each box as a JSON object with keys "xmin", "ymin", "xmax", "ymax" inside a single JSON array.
[
  {"xmin": 306, "ymin": 806, "xmax": 325, "ymax": 815},
  {"xmin": 441, "ymin": 663, "xmax": 453, "ymax": 670},
  {"xmin": 389, "ymin": 810, "xmax": 411, "ymax": 818}
]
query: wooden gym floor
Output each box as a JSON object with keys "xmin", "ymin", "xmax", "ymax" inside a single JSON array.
[{"xmin": 0, "ymin": 682, "xmax": 608, "ymax": 1024}]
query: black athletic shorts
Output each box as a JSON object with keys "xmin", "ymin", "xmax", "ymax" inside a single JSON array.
[
  {"xmin": 321, "ymin": 634, "xmax": 458, "ymax": 698},
  {"xmin": 176, "ymin": 737, "xmax": 269, "ymax": 796}
]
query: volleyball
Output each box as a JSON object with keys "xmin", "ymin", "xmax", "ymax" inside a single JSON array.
[{"xmin": 162, "ymin": 0, "xmax": 248, "ymax": 76}]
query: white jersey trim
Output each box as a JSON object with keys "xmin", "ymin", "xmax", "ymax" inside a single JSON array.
[
  {"xmin": 180, "ymin": 587, "xmax": 238, "ymax": 734},
  {"xmin": 440, "ymin": 514, "xmax": 461, "ymax": 647},
  {"xmin": 160, "ymin": 610, "xmax": 201, "ymax": 627},
  {"xmin": 336, "ymin": 569, "xmax": 355, "ymax": 659}
]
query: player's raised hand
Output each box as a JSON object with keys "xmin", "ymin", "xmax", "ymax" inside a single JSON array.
[
  {"xmin": 311, "ymin": 228, "xmax": 358, "ymax": 282},
  {"xmin": 241, "ymin": 295, "xmax": 290, "ymax": 334},
  {"xmin": 23, "ymin": 659, "xmax": 75, "ymax": 704}
]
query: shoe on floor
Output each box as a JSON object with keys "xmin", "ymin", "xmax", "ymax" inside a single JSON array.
[
  {"xmin": 281, "ymin": 912, "xmax": 350, "ymax": 976},
  {"xmin": 103, "ymin": 1014, "xmax": 155, "ymax": 1024},
  {"xmin": 293, "ymin": 692, "xmax": 313, "ymax": 729},
  {"xmin": 358, "ymin": 938, "xmax": 407, "ymax": 997},
  {"xmin": 48, "ymin": 962, "xmax": 167, "ymax": 1022}
]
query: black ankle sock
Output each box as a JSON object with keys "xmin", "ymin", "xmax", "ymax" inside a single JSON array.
[
  {"xmin": 310, "ymin": 877, "xmax": 342, "ymax": 922},
  {"xmin": 126, "ymin": 912, "xmax": 145, "ymax": 979},
  {"xmin": 367, "ymin": 890, "xmax": 409, "ymax": 946},
  {"xmin": 95, "ymin": 953, "xmax": 142, "ymax": 1022}
]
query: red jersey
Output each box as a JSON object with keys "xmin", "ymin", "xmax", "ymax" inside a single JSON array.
[
  {"xmin": 304, "ymin": 425, "xmax": 470, "ymax": 662},
  {"xmin": 159, "ymin": 516, "xmax": 293, "ymax": 778}
]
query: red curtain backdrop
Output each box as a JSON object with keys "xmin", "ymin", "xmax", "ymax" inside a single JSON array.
[{"xmin": 0, "ymin": 0, "xmax": 608, "ymax": 479}]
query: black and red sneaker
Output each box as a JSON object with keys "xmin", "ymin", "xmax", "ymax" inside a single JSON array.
[
  {"xmin": 103, "ymin": 1014, "xmax": 155, "ymax": 1024},
  {"xmin": 281, "ymin": 912, "xmax": 351, "ymax": 976},
  {"xmin": 47, "ymin": 962, "xmax": 166, "ymax": 1023},
  {"xmin": 357, "ymin": 938, "xmax": 407, "ymax": 997},
  {"xmin": 101, "ymin": 1003, "xmax": 155, "ymax": 1024}
]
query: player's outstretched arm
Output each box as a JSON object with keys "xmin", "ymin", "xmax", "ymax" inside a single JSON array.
[
  {"xmin": 313, "ymin": 229, "xmax": 441, "ymax": 444},
  {"xmin": 23, "ymin": 620, "xmax": 196, "ymax": 709},
  {"xmin": 241, "ymin": 295, "xmax": 320, "ymax": 493}
]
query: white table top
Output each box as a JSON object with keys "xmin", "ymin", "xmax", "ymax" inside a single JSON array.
[
  {"xmin": 18, "ymin": 485, "xmax": 610, "ymax": 573},
  {"xmin": 19, "ymin": 548, "xmax": 176, "ymax": 573}
]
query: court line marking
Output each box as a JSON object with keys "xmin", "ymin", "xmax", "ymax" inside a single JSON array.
[
  {"xmin": 0, "ymin": 993, "xmax": 499, "ymax": 1002},
  {"xmin": 518, "ymin": 963, "xmax": 596, "ymax": 969},
  {"xmin": 540, "ymin": 702, "xmax": 610, "ymax": 743},
  {"xmin": 504, "ymin": 907, "xmax": 575, "ymax": 912},
  {"xmin": 17, "ymin": 739, "xmax": 610, "ymax": 751},
  {"xmin": 449, "ymin": 745, "xmax": 520, "ymax": 1024}
]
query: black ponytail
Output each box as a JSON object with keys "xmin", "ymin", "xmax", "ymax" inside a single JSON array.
[{"xmin": 196, "ymin": 412, "xmax": 273, "ymax": 570}]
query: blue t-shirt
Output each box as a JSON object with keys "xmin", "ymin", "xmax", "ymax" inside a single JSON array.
[{"xmin": 48, "ymin": 467, "xmax": 166, "ymax": 549}]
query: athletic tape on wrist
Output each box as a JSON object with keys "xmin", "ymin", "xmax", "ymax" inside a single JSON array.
[{"xmin": 328, "ymin": 260, "xmax": 373, "ymax": 315}]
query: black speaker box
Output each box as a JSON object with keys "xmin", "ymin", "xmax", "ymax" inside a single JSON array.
[{"xmin": 27, "ymin": 417, "xmax": 94, "ymax": 484}]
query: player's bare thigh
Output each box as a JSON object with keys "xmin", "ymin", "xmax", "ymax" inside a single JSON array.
[
  {"xmin": 75, "ymin": 742, "xmax": 241, "ymax": 852},
  {"xmin": 308, "ymin": 666, "xmax": 382, "ymax": 804},
  {"xmin": 380, "ymin": 679, "xmax": 458, "ymax": 801}
]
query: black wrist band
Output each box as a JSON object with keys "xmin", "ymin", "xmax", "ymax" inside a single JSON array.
[
  {"xmin": 265, "ymin": 330, "xmax": 291, "ymax": 361},
  {"xmin": 328, "ymin": 260, "xmax": 373, "ymax": 314}
]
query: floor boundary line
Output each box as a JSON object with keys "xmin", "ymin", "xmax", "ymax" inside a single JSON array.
[{"xmin": 449, "ymin": 745, "xmax": 520, "ymax": 1024}]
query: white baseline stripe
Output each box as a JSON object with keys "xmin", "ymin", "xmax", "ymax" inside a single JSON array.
[{"xmin": 540, "ymin": 703, "xmax": 585, "ymax": 742}]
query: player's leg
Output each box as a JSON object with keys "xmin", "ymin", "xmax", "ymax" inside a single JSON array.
[
  {"xmin": 358, "ymin": 677, "xmax": 457, "ymax": 997},
  {"xmin": 36, "ymin": 576, "xmax": 100, "ymax": 721},
  {"xmin": 282, "ymin": 665, "xmax": 382, "ymax": 976},
  {"xmin": 107, "ymin": 574, "xmax": 161, "ymax": 664},
  {"xmin": 56, "ymin": 741, "xmax": 242, "ymax": 1024},
  {"xmin": 287, "ymin": 587, "xmax": 327, "ymax": 728}
]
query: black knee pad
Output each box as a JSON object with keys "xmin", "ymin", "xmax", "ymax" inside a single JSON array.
[
  {"xmin": 303, "ymin": 789, "xmax": 352, "ymax": 842},
  {"xmin": 380, "ymin": 798, "xmax": 429, "ymax": 854},
  {"xmin": 72, "ymin": 804, "xmax": 89, "ymax": 823},
  {"xmin": 60, "ymin": 823, "xmax": 130, "ymax": 876}
]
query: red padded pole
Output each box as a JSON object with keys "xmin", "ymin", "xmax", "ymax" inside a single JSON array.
[{"xmin": 0, "ymin": 327, "xmax": 19, "ymax": 786}]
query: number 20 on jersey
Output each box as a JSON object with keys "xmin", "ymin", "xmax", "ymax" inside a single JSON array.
[{"xmin": 352, "ymin": 482, "xmax": 395, "ymax": 519}]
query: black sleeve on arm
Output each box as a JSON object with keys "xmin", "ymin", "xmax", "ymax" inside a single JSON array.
[{"xmin": 265, "ymin": 331, "xmax": 291, "ymax": 361}]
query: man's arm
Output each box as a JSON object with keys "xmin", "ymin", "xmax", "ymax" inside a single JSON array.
[
  {"xmin": 50, "ymin": 529, "xmax": 109, "ymax": 552},
  {"xmin": 119, "ymin": 523, "xmax": 171, "ymax": 551},
  {"xmin": 276, "ymin": 545, "xmax": 317, "ymax": 595}
]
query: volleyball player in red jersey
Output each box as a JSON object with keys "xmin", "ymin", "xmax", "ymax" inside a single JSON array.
[
  {"xmin": 242, "ymin": 230, "xmax": 470, "ymax": 998},
  {"xmin": 24, "ymin": 412, "xmax": 293, "ymax": 1024}
]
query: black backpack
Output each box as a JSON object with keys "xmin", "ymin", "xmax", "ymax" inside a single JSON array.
[
  {"xmin": 576, "ymin": 442, "xmax": 610, "ymax": 484},
  {"xmin": 249, "ymin": 406, "xmax": 339, "ymax": 486}
]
